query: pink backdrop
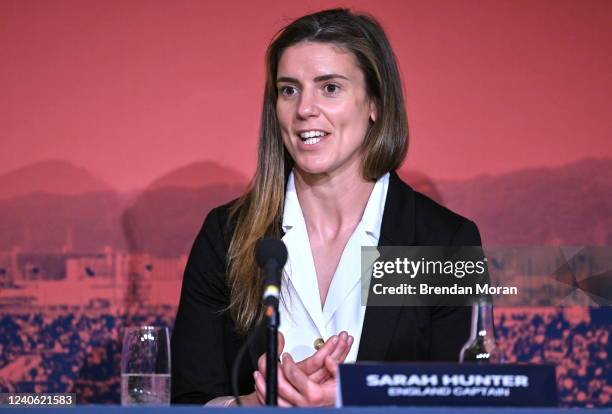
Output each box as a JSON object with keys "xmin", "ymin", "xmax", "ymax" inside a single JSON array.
[
  {"xmin": 2, "ymin": 0, "xmax": 611, "ymax": 191},
  {"xmin": 0, "ymin": 0, "xmax": 610, "ymax": 406}
]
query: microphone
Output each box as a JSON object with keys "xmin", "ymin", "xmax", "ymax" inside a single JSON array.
[
  {"xmin": 256, "ymin": 238, "xmax": 288, "ymax": 306},
  {"xmin": 255, "ymin": 238, "xmax": 288, "ymax": 407}
]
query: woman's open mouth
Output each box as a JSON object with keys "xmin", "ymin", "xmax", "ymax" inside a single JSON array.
[{"xmin": 298, "ymin": 130, "xmax": 330, "ymax": 145}]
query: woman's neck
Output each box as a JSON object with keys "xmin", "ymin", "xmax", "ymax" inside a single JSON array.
[{"xmin": 292, "ymin": 167, "xmax": 375, "ymax": 241}]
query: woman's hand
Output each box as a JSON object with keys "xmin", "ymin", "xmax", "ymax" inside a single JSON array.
[
  {"xmin": 234, "ymin": 391, "xmax": 261, "ymax": 406},
  {"xmin": 298, "ymin": 331, "xmax": 353, "ymax": 383},
  {"xmin": 254, "ymin": 353, "xmax": 341, "ymax": 407},
  {"xmin": 284, "ymin": 352, "xmax": 340, "ymax": 406},
  {"xmin": 253, "ymin": 331, "xmax": 353, "ymax": 406}
]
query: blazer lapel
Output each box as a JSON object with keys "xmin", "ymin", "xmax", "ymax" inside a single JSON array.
[{"xmin": 357, "ymin": 171, "xmax": 416, "ymax": 361}]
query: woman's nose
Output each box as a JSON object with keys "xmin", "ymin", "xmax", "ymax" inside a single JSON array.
[{"xmin": 296, "ymin": 89, "xmax": 320, "ymax": 118}]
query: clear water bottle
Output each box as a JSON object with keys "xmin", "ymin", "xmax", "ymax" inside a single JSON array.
[{"xmin": 459, "ymin": 299, "xmax": 503, "ymax": 363}]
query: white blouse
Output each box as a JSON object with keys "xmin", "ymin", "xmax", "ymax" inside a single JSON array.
[{"xmin": 279, "ymin": 171, "xmax": 389, "ymax": 363}]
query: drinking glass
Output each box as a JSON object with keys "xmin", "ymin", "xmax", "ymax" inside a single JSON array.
[{"xmin": 121, "ymin": 326, "xmax": 171, "ymax": 405}]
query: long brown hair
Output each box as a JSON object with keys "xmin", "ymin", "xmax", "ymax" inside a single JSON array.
[{"xmin": 227, "ymin": 8, "xmax": 409, "ymax": 333}]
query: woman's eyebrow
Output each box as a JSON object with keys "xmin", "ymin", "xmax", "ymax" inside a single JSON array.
[
  {"xmin": 276, "ymin": 73, "xmax": 350, "ymax": 83},
  {"xmin": 314, "ymin": 73, "xmax": 349, "ymax": 82},
  {"xmin": 276, "ymin": 76, "xmax": 299, "ymax": 84}
]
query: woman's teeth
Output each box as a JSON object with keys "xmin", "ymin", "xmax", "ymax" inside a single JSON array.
[
  {"xmin": 304, "ymin": 137, "xmax": 322, "ymax": 145},
  {"xmin": 299, "ymin": 130, "xmax": 328, "ymax": 145}
]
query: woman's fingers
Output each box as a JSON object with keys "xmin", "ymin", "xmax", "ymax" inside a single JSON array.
[
  {"xmin": 309, "ymin": 334, "xmax": 351, "ymax": 383},
  {"xmin": 324, "ymin": 355, "xmax": 339, "ymax": 378},
  {"xmin": 256, "ymin": 350, "xmax": 306, "ymax": 406},
  {"xmin": 257, "ymin": 350, "xmax": 306, "ymax": 407},
  {"xmin": 282, "ymin": 353, "xmax": 327, "ymax": 406},
  {"xmin": 258, "ymin": 331, "xmax": 350, "ymax": 391},
  {"xmin": 302, "ymin": 332, "xmax": 346, "ymax": 378},
  {"xmin": 257, "ymin": 352, "xmax": 266, "ymax": 376},
  {"xmin": 278, "ymin": 331, "xmax": 285, "ymax": 356},
  {"xmin": 253, "ymin": 372, "xmax": 266, "ymax": 405},
  {"xmin": 308, "ymin": 332, "xmax": 351, "ymax": 383},
  {"xmin": 254, "ymin": 371, "xmax": 293, "ymax": 407},
  {"xmin": 308, "ymin": 366, "xmax": 331, "ymax": 384},
  {"xmin": 277, "ymin": 362, "xmax": 306, "ymax": 406},
  {"xmin": 329, "ymin": 331, "xmax": 349, "ymax": 361},
  {"xmin": 298, "ymin": 335, "xmax": 338, "ymax": 375},
  {"xmin": 336, "ymin": 335, "xmax": 353, "ymax": 363}
]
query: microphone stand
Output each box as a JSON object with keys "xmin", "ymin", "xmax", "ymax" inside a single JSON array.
[
  {"xmin": 265, "ymin": 300, "xmax": 279, "ymax": 406},
  {"xmin": 254, "ymin": 239, "xmax": 287, "ymax": 408}
]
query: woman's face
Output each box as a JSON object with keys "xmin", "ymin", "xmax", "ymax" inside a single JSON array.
[{"xmin": 276, "ymin": 41, "xmax": 376, "ymax": 178}]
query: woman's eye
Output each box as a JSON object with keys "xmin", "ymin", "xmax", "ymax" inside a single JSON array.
[
  {"xmin": 279, "ymin": 86, "xmax": 297, "ymax": 96},
  {"xmin": 323, "ymin": 84, "xmax": 340, "ymax": 94}
]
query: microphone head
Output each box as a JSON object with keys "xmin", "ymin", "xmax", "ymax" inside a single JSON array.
[{"xmin": 255, "ymin": 238, "xmax": 288, "ymax": 269}]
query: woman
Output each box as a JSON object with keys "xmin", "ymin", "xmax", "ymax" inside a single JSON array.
[{"xmin": 171, "ymin": 8, "xmax": 481, "ymax": 407}]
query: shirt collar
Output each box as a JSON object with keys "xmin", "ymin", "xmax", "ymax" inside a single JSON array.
[
  {"xmin": 362, "ymin": 172, "xmax": 389, "ymax": 240},
  {"xmin": 282, "ymin": 171, "xmax": 389, "ymax": 240},
  {"xmin": 282, "ymin": 172, "xmax": 302, "ymax": 232}
]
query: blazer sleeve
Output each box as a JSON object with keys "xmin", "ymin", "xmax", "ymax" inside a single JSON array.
[
  {"xmin": 428, "ymin": 219, "xmax": 482, "ymax": 361},
  {"xmin": 170, "ymin": 207, "xmax": 233, "ymax": 404}
]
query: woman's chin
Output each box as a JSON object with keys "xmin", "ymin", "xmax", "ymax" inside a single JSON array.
[
  {"xmin": 293, "ymin": 162, "xmax": 332, "ymax": 177},
  {"xmin": 293, "ymin": 159, "xmax": 363, "ymax": 180}
]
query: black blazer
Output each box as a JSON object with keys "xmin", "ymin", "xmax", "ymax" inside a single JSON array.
[{"xmin": 171, "ymin": 171, "xmax": 482, "ymax": 404}]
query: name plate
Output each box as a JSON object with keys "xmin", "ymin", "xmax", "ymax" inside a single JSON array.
[{"xmin": 337, "ymin": 363, "xmax": 557, "ymax": 407}]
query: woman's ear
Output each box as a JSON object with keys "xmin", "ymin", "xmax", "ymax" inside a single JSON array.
[{"xmin": 369, "ymin": 100, "xmax": 377, "ymax": 123}]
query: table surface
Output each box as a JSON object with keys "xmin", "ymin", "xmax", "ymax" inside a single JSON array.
[{"xmin": 7, "ymin": 406, "xmax": 612, "ymax": 413}]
